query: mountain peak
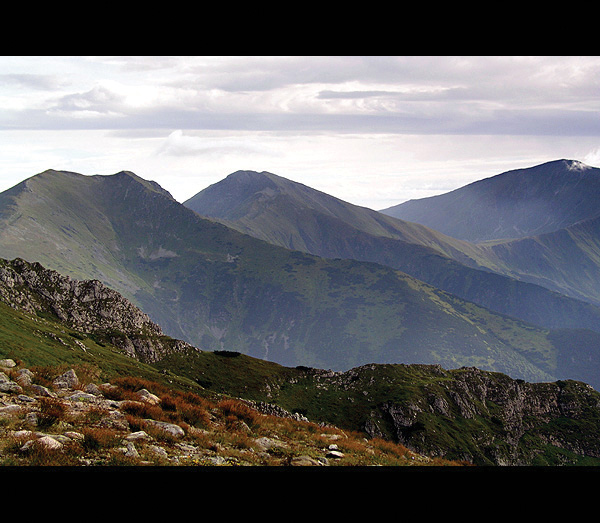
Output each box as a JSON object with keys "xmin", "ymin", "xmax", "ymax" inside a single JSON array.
[
  {"xmin": 104, "ymin": 170, "xmax": 175, "ymax": 200},
  {"xmin": 517, "ymin": 159, "xmax": 594, "ymax": 174},
  {"xmin": 226, "ymin": 170, "xmax": 275, "ymax": 181},
  {"xmin": 563, "ymin": 159, "xmax": 593, "ymax": 172},
  {"xmin": 382, "ymin": 159, "xmax": 600, "ymax": 242}
]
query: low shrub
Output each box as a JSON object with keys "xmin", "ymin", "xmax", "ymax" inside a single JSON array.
[
  {"xmin": 81, "ymin": 427, "xmax": 121, "ymax": 451},
  {"xmin": 217, "ymin": 399, "xmax": 261, "ymax": 428},
  {"xmin": 37, "ymin": 397, "xmax": 68, "ymax": 430},
  {"xmin": 159, "ymin": 393, "xmax": 211, "ymax": 427}
]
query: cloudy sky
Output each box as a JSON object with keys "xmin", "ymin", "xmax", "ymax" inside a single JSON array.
[{"xmin": 1, "ymin": 55, "xmax": 600, "ymax": 210}]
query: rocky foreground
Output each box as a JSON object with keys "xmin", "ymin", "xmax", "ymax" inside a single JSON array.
[{"xmin": 0, "ymin": 358, "xmax": 458, "ymax": 467}]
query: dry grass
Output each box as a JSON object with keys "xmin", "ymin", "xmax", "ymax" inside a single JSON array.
[
  {"xmin": 0, "ymin": 370, "xmax": 468, "ymax": 467},
  {"xmin": 37, "ymin": 397, "xmax": 68, "ymax": 430},
  {"xmin": 81, "ymin": 427, "xmax": 122, "ymax": 451}
]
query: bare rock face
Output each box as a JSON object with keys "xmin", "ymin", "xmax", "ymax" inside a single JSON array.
[
  {"xmin": 0, "ymin": 257, "xmax": 196, "ymax": 362},
  {"xmin": 365, "ymin": 365, "xmax": 600, "ymax": 465},
  {"xmin": 0, "ymin": 258, "xmax": 161, "ymax": 335}
]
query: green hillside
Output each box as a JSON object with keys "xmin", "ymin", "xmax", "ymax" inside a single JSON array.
[
  {"xmin": 3, "ymin": 260, "xmax": 600, "ymax": 466},
  {"xmin": 183, "ymin": 170, "xmax": 600, "ymax": 335},
  {"xmin": 0, "ymin": 169, "xmax": 579, "ymax": 385}
]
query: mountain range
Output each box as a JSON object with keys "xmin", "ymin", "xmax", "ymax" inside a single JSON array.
[
  {"xmin": 1, "ymin": 160, "xmax": 600, "ymax": 391},
  {"xmin": 381, "ymin": 159, "xmax": 600, "ymax": 306},
  {"xmin": 0, "ymin": 256, "xmax": 448, "ymax": 467},
  {"xmin": 3, "ymin": 255, "xmax": 600, "ymax": 466},
  {"xmin": 183, "ymin": 164, "xmax": 600, "ymax": 330}
]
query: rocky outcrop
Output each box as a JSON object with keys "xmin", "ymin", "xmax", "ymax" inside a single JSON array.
[
  {"xmin": 0, "ymin": 257, "xmax": 196, "ymax": 363},
  {"xmin": 363, "ymin": 365, "xmax": 600, "ymax": 465}
]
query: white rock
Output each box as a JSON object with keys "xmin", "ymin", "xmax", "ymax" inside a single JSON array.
[
  {"xmin": 137, "ymin": 388, "xmax": 161, "ymax": 405},
  {"xmin": 144, "ymin": 419, "xmax": 185, "ymax": 438},
  {"xmin": 21, "ymin": 435, "xmax": 63, "ymax": 451}
]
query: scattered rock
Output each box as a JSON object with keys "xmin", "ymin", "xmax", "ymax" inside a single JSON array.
[
  {"xmin": 85, "ymin": 383, "xmax": 102, "ymax": 396},
  {"xmin": 122, "ymin": 442, "xmax": 139, "ymax": 458},
  {"xmin": 126, "ymin": 430, "xmax": 151, "ymax": 442},
  {"xmin": 290, "ymin": 455, "xmax": 323, "ymax": 466},
  {"xmin": 15, "ymin": 369, "xmax": 34, "ymax": 387},
  {"xmin": 0, "ymin": 361, "xmax": 400, "ymax": 467},
  {"xmin": 28, "ymin": 384, "xmax": 54, "ymax": 397},
  {"xmin": 137, "ymin": 388, "xmax": 161, "ymax": 405},
  {"xmin": 143, "ymin": 419, "xmax": 185, "ymax": 438},
  {"xmin": 254, "ymin": 436, "xmax": 286, "ymax": 452},
  {"xmin": 64, "ymin": 431, "xmax": 84, "ymax": 441},
  {"xmin": 21, "ymin": 435, "xmax": 63, "ymax": 451},
  {"xmin": 53, "ymin": 369, "xmax": 79, "ymax": 390},
  {"xmin": 0, "ymin": 405, "xmax": 21, "ymax": 415},
  {"xmin": 67, "ymin": 391, "xmax": 99, "ymax": 403}
]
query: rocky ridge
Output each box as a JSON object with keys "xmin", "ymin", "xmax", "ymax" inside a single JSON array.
[
  {"xmin": 365, "ymin": 365, "xmax": 600, "ymax": 465},
  {"xmin": 255, "ymin": 362, "xmax": 600, "ymax": 465},
  {"xmin": 0, "ymin": 257, "xmax": 195, "ymax": 363}
]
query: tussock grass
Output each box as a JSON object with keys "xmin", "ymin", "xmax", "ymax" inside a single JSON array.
[
  {"xmin": 37, "ymin": 397, "xmax": 68, "ymax": 430},
  {"xmin": 0, "ymin": 366, "xmax": 466, "ymax": 467}
]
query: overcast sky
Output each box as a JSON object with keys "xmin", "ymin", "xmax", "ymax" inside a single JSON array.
[{"xmin": 1, "ymin": 55, "xmax": 600, "ymax": 210}]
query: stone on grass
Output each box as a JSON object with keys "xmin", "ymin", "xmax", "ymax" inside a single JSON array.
[{"xmin": 144, "ymin": 419, "xmax": 185, "ymax": 438}]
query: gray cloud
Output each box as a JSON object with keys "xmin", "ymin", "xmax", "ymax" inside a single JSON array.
[
  {"xmin": 2, "ymin": 56, "xmax": 600, "ymax": 139},
  {"xmin": 49, "ymin": 85, "xmax": 126, "ymax": 114},
  {"xmin": 0, "ymin": 73, "xmax": 67, "ymax": 90}
]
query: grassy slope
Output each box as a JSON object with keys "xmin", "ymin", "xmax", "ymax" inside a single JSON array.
[
  {"xmin": 1, "ymin": 259, "xmax": 599, "ymax": 466},
  {"xmin": 0, "ymin": 299, "xmax": 201, "ymax": 393},
  {"xmin": 0, "ymin": 169, "xmax": 582, "ymax": 385}
]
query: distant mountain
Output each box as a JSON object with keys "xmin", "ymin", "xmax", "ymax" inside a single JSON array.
[
  {"xmin": 381, "ymin": 159, "xmax": 600, "ymax": 242},
  {"xmin": 184, "ymin": 170, "xmax": 482, "ymax": 262},
  {"xmin": 0, "ymin": 168, "xmax": 590, "ymax": 386},
  {"xmin": 379, "ymin": 160, "xmax": 600, "ymax": 306},
  {"xmin": 456, "ymin": 213, "xmax": 600, "ymax": 306},
  {"xmin": 183, "ymin": 169, "xmax": 600, "ymax": 334}
]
